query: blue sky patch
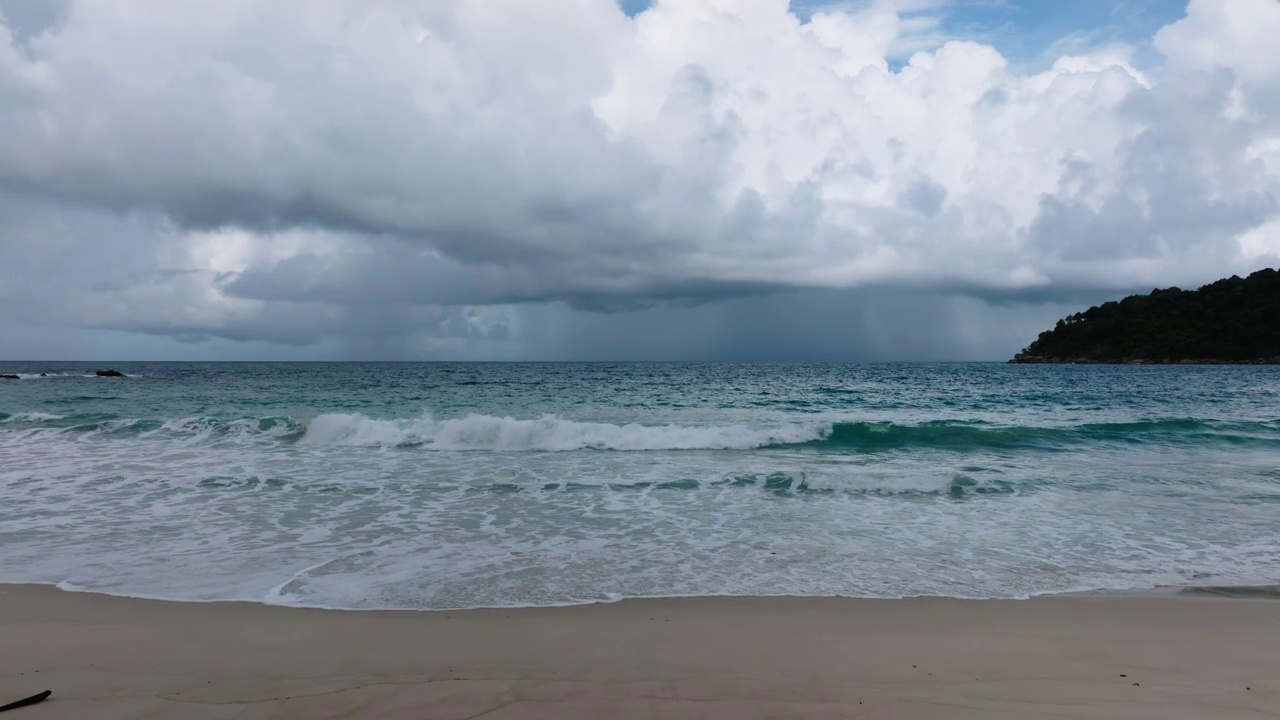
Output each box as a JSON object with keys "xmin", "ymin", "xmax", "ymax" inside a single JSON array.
[{"xmin": 618, "ymin": 0, "xmax": 1189, "ymax": 66}]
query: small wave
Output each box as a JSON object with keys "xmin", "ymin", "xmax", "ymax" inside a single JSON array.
[
  {"xmin": 0, "ymin": 413, "xmax": 305, "ymax": 444},
  {"xmin": 144, "ymin": 416, "xmax": 304, "ymax": 444},
  {"xmin": 0, "ymin": 412, "xmax": 66, "ymax": 423},
  {"xmin": 0, "ymin": 372, "xmax": 135, "ymax": 380},
  {"xmin": 814, "ymin": 418, "xmax": 1280, "ymax": 451},
  {"xmin": 5, "ymin": 411, "xmax": 1276, "ymax": 452},
  {"xmin": 299, "ymin": 412, "xmax": 827, "ymax": 451},
  {"xmin": 7, "ymin": 373, "xmax": 77, "ymax": 380},
  {"xmin": 532, "ymin": 472, "xmax": 1016, "ymax": 497}
]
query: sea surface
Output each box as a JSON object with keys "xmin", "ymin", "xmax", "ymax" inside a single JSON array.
[{"xmin": 2, "ymin": 362, "xmax": 1279, "ymax": 609}]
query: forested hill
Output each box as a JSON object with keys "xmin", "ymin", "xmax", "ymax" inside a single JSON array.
[{"xmin": 1011, "ymin": 269, "xmax": 1280, "ymax": 364}]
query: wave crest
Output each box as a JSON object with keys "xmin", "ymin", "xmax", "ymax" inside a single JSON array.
[
  {"xmin": 300, "ymin": 412, "xmax": 827, "ymax": 451},
  {"xmin": 0, "ymin": 412, "xmax": 67, "ymax": 423},
  {"xmin": 4, "ymin": 411, "xmax": 1276, "ymax": 451},
  {"xmin": 819, "ymin": 418, "xmax": 1280, "ymax": 450}
]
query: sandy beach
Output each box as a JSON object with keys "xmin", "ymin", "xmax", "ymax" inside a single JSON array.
[{"xmin": 0, "ymin": 586, "xmax": 1275, "ymax": 719}]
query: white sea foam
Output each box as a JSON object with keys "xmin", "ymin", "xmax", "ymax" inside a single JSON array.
[
  {"xmin": 5, "ymin": 362, "xmax": 1280, "ymax": 611},
  {"xmin": 3, "ymin": 425, "xmax": 1279, "ymax": 611},
  {"xmin": 1, "ymin": 412, "xmax": 66, "ymax": 422},
  {"xmin": 14, "ymin": 373, "xmax": 76, "ymax": 379},
  {"xmin": 794, "ymin": 471, "xmax": 1002, "ymax": 495},
  {"xmin": 301, "ymin": 413, "xmax": 437, "ymax": 447},
  {"xmin": 299, "ymin": 412, "xmax": 830, "ymax": 451},
  {"xmin": 142, "ymin": 416, "xmax": 299, "ymax": 445}
]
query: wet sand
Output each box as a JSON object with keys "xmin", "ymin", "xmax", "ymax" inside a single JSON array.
[{"xmin": 1, "ymin": 584, "xmax": 1276, "ymax": 719}]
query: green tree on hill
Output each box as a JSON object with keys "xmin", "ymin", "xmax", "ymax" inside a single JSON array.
[{"xmin": 1015, "ymin": 268, "xmax": 1280, "ymax": 363}]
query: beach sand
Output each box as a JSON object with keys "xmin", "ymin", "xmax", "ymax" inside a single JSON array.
[{"xmin": 0, "ymin": 585, "xmax": 1276, "ymax": 719}]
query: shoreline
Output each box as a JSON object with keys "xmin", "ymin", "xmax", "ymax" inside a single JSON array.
[
  {"xmin": 3, "ymin": 584, "xmax": 1277, "ymax": 719},
  {"xmin": 21, "ymin": 578, "xmax": 1280, "ymax": 614}
]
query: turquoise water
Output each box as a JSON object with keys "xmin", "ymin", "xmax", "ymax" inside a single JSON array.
[{"xmin": 2, "ymin": 362, "xmax": 1278, "ymax": 609}]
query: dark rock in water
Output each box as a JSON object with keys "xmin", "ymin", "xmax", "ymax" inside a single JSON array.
[
  {"xmin": 95, "ymin": 369, "xmax": 126, "ymax": 377},
  {"xmin": 39, "ymin": 373, "xmax": 47, "ymax": 377},
  {"xmin": 0, "ymin": 374, "xmax": 19, "ymax": 380}
]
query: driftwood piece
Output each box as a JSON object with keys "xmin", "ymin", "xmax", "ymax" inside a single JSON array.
[{"xmin": 0, "ymin": 691, "xmax": 51, "ymax": 713}]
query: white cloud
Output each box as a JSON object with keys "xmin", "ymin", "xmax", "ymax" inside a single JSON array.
[
  {"xmin": 1155, "ymin": 0, "xmax": 1280, "ymax": 86},
  {"xmin": 0, "ymin": 0, "xmax": 1277, "ymax": 358}
]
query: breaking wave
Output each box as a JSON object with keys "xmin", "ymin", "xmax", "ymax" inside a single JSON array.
[
  {"xmin": 2, "ymin": 410, "xmax": 1277, "ymax": 451},
  {"xmin": 4, "ymin": 372, "xmax": 108, "ymax": 379},
  {"xmin": 0, "ymin": 412, "xmax": 67, "ymax": 423},
  {"xmin": 298, "ymin": 412, "xmax": 827, "ymax": 450}
]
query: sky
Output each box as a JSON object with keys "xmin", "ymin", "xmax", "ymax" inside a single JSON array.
[{"xmin": 0, "ymin": 0, "xmax": 1277, "ymax": 361}]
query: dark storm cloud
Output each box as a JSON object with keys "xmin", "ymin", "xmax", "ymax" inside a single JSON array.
[
  {"xmin": 0, "ymin": 0, "xmax": 69, "ymax": 39},
  {"xmin": 0, "ymin": 0, "xmax": 1276, "ymax": 359},
  {"xmin": 222, "ymin": 241, "xmax": 791, "ymax": 312},
  {"xmin": 513, "ymin": 288, "xmax": 1077, "ymax": 362}
]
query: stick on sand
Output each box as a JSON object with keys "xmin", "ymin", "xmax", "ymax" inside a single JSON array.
[{"xmin": 0, "ymin": 690, "xmax": 50, "ymax": 713}]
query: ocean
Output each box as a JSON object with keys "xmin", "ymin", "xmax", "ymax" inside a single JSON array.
[{"xmin": 1, "ymin": 362, "xmax": 1278, "ymax": 609}]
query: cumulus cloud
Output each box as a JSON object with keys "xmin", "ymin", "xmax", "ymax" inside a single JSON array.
[{"xmin": 0, "ymin": 0, "xmax": 1277, "ymax": 359}]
